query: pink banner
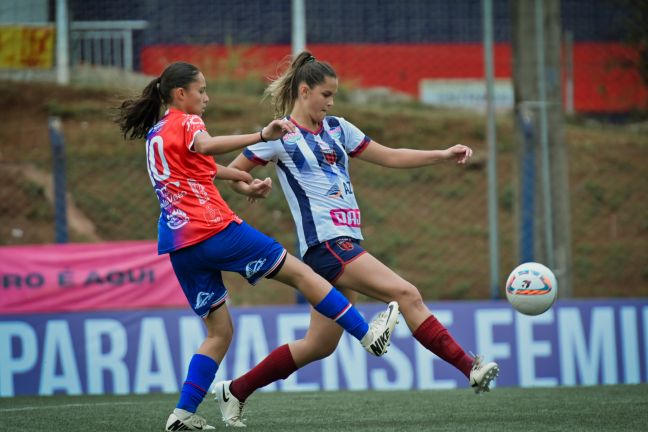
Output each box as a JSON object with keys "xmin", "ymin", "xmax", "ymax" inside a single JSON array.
[{"xmin": 0, "ymin": 241, "xmax": 187, "ymax": 314}]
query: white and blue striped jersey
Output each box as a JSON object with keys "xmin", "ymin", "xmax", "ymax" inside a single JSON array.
[{"xmin": 243, "ymin": 116, "xmax": 370, "ymax": 257}]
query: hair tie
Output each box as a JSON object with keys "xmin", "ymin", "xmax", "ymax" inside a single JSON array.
[{"xmin": 306, "ymin": 55, "xmax": 316, "ymax": 63}]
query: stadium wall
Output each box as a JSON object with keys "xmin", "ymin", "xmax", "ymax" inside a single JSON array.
[
  {"xmin": 61, "ymin": 0, "xmax": 647, "ymax": 113},
  {"xmin": 140, "ymin": 42, "xmax": 648, "ymax": 113}
]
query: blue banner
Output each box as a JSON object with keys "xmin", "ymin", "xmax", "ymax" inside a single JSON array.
[{"xmin": 1, "ymin": 299, "xmax": 646, "ymax": 396}]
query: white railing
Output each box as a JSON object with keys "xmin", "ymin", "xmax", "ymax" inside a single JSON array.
[{"xmin": 70, "ymin": 20, "xmax": 148, "ymax": 71}]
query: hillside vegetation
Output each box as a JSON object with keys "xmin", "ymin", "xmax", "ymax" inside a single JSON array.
[{"xmin": 0, "ymin": 78, "xmax": 646, "ymax": 303}]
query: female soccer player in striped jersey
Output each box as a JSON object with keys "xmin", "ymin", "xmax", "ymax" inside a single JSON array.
[
  {"xmin": 116, "ymin": 61, "xmax": 399, "ymax": 431},
  {"xmin": 217, "ymin": 51, "xmax": 499, "ymax": 427}
]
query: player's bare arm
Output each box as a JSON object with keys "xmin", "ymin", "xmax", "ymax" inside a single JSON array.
[
  {"xmin": 214, "ymin": 164, "xmax": 254, "ymax": 183},
  {"xmin": 358, "ymin": 141, "xmax": 473, "ymax": 168},
  {"xmin": 193, "ymin": 119, "xmax": 296, "ymax": 155}
]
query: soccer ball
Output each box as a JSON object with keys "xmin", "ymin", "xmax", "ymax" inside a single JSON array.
[{"xmin": 505, "ymin": 262, "xmax": 557, "ymax": 316}]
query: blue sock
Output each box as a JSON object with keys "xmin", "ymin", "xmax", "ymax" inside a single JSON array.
[
  {"xmin": 176, "ymin": 354, "xmax": 218, "ymax": 413},
  {"xmin": 314, "ymin": 287, "xmax": 369, "ymax": 341}
]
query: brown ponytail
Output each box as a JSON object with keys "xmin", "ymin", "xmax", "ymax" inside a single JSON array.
[
  {"xmin": 116, "ymin": 62, "xmax": 200, "ymax": 140},
  {"xmin": 265, "ymin": 51, "xmax": 337, "ymax": 118}
]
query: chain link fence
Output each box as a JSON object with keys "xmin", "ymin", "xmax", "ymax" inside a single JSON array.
[{"xmin": 1, "ymin": 0, "xmax": 646, "ymax": 300}]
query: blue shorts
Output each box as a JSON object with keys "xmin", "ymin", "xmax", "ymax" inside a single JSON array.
[
  {"xmin": 169, "ymin": 221, "xmax": 287, "ymax": 317},
  {"xmin": 302, "ymin": 236, "xmax": 366, "ymax": 284}
]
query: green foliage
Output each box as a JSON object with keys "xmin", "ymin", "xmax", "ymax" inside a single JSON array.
[
  {"xmin": 623, "ymin": 0, "xmax": 648, "ymax": 95},
  {"xmin": 2, "ymin": 80, "xmax": 647, "ymax": 301},
  {"xmin": 46, "ymin": 100, "xmax": 109, "ymax": 119}
]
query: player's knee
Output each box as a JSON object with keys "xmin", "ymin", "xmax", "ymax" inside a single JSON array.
[
  {"xmin": 394, "ymin": 282, "xmax": 423, "ymax": 308},
  {"xmin": 200, "ymin": 328, "xmax": 233, "ymax": 360},
  {"xmin": 210, "ymin": 327, "xmax": 233, "ymax": 348},
  {"xmin": 206, "ymin": 320, "xmax": 233, "ymax": 346},
  {"xmin": 282, "ymin": 261, "xmax": 313, "ymax": 288}
]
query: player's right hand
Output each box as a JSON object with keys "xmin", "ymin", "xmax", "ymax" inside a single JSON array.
[{"xmin": 262, "ymin": 119, "xmax": 296, "ymax": 141}]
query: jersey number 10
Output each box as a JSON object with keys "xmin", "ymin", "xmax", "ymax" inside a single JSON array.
[{"xmin": 146, "ymin": 135, "xmax": 171, "ymax": 185}]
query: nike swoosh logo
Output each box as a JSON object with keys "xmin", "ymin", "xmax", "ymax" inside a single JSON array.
[
  {"xmin": 222, "ymin": 385, "xmax": 230, "ymax": 402},
  {"xmin": 386, "ymin": 303, "xmax": 394, "ymax": 324}
]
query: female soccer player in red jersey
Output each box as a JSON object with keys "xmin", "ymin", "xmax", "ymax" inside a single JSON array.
[
  {"xmin": 116, "ymin": 61, "xmax": 399, "ymax": 431},
  {"xmin": 217, "ymin": 52, "xmax": 499, "ymax": 427}
]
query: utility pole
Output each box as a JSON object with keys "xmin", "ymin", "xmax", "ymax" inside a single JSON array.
[
  {"xmin": 511, "ymin": 0, "xmax": 572, "ymax": 296},
  {"xmin": 482, "ymin": 0, "xmax": 500, "ymax": 299},
  {"xmin": 56, "ymin": 0, "xmax": 70, "ymax": 85},
  {"xmin": 292, "ymin": 0, "xmax": 306, "ymax": 57}
]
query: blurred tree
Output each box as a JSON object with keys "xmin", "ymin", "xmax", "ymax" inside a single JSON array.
[{"xmin": 625, "ymin": 0, "xmax": 648, "ymax": 93}]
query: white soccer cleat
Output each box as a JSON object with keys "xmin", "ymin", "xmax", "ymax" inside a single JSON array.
[
  {"xmin": 469, "ymin": 354, "xmax": 499, "ymax": 394},
  {"xmin": 213, "ymin": 380, "xmax": 247, "ymax": 428},
  {"xmin": 165, "ymin": 409, "xmax": 215, "ymax": 430},
  {"xmin": 361, "ymin": 301, "xmax": 400, "ymax": 356}
]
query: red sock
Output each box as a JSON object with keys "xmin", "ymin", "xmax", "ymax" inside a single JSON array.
[
  {"xmin": 229, "ymin": 344, "xmax": 298, "ymax": 402},
  {"xmin": 413, "ymin": 315, "xmax": 474, "ymax": 378}
]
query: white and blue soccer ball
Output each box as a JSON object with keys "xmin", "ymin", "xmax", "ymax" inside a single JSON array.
[{"xmin": 505, "ymin": 262, "xmax": 557, "ymax": 316}]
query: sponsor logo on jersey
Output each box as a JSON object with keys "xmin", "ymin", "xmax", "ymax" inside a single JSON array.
[
  {"xmin": 330, "ymin": 208, "xmax": 361, "ymax": 227},
  {"xmin": 187, "ymin": 178, "xmax": 210, "ymax": 204},
  {"xmin": 166, "ymin": 208, "xmax": 189, "ymax": 230},
  {"xmin": 283, "ymin": 131, "xmax": 300, "ymax": 145},
  {"xmin": 203, "ymin": 204, "xmax": 223, "ymax": 225},
  {"xmin": 322, "ymin": 147, "xmax": 337, "ymax": 165},
  {"xmin": 195, "ymin": 291, "xmax": 215, "ymax": 309},
  {"xmin": 328, "ymin": 126, "xmax": 342, "ymax": 141},
  {"xmin": 326, "ymin": 183, "xmax": 342, "ymax": 198},
  {"xmin": 245, "ymin": 258, "xmax": 267, "ymax": 279},
  {"xmin": 155, "ymin": 182, "xmax": 186, "ymax": 209},
  {"xmin": 184, "ymin": 115, "xmax": 204, "ymax": 132}
]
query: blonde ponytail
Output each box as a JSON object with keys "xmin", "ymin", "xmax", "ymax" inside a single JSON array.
[{"xmin": 265, "ymin": 51, "xmax": 336, "ymax": 118}]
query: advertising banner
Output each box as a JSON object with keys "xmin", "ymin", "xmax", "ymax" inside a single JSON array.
[
  {"xmin": 0, "ymin": 241, "xmax": 185, "ymax": 314},
  {"xmin": 0, "ymin": 25, "xmax": 54, "ymax": 69},
  {"xmin": 1, "ymin": 299, "xmax": 646, "ymax": 397}
]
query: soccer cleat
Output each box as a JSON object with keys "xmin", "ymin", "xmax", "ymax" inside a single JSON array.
[
  {"xmin": 361, "ymin": 301, "xmax": 400, "ymax": 356},
  {"xmin": 165, "ymin": 410, "xmax": 215, "ymax": 430},
  {"xmin": 469, "ymin": 354, "xmax": 499, "ymax": 394},
  {"xmin": 213, "ymin": 380, "xmax": 247, "ymax": 428}
]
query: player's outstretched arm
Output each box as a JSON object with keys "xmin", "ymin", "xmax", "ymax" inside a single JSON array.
[
  {"xmin": 358, "ymin": 141, "xmax": 473, "ymax": 168},
  {"xmin": 193, "ymin": 119, "xmax": 296, "ymax": 155}
]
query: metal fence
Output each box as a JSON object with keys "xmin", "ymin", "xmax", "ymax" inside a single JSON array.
[{"xmin": 1, "ymin": 0, "xmax": 646, "ymax": 301}]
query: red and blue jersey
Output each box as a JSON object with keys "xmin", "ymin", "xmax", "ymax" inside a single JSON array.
[{"xmin": 145, "ymin": 107, "xmax": 241, "ymax": 254}]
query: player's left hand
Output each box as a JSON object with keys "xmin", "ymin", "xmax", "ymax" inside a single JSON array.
[
  {"xmin": 262, "ymin": 119, "xmax": 296, "ymax": 141},
  {"xmin": 445, "ymin": 144, "xmax": 473, "ymax": 164},
  {"xmin": 246, "ymin": 177, "xmax": 273, "ymax": 203}
]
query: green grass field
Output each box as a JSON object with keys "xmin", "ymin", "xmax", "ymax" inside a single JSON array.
[{"xmin": 2, "ymin": 385, "xmax": 647, "ymax": 431}]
